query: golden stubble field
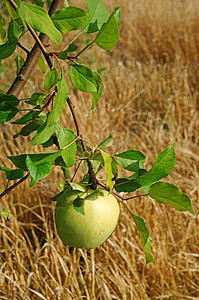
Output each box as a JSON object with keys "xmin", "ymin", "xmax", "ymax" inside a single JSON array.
[{"xmin": 0, "ymin": 0, "xmax": 199, "ymax": 299}]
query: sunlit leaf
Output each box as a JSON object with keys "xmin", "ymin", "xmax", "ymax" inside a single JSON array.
[
  {"xmin": 95, "ymin": 8, "xmax": 119, "ymax": 50},
  {"xmin": 15, "ymin": 55, "xmax": 24, "ymax": 74},
  {"xmin": 47, "ymin": 73, "xmax": 68, "ymax": 126},
  {"xmin": 17, "ymin": 2, "xmax": 62, "ymax": 44},
  {"xmin": 114, "ymin": 150, "xmax": 145, "ymax": 172},
  {"xmin": 83, "ymin": 0, "xmax": 109, "ymax": 33},
  {"xmin": 0, "ymin": 211, "xmax": 9, "ymax": 220},
  {"xmin": 44, "ymin": 67, "xmax": 59, "ymax": 90},
  {"xmin": 26, "ymin": 155, "xmax": 52, "ymax": 186},
  {"xmin": 92, "ymin": 71, "xmax": 103, "ymax": 110},
  {"xmin": 69, "ymin": 64, "xmax": 97, "ymax": 92},
  {"xmin": 98, "ymin": 133, "xmax": 113, "ymax": 149},
  {"xmin": 37, "ymin": 55, "xmax": 46, "ymax": 74},
  {"xmin": 136, "ymin": 144, "xmax": 176, "ymax": 186},
  {"xmin": 25, "ymin": 93, "xmax": 47, "ymax": 106},
  {"xmin": 148, "ymin": 182, "xmax": 195, "ymax": 214},
  {"xmin": 8, "ymin": 150, "xmax": 61, "ymax": 171},
  {"xmin": 100, "ymin": 150, "xmax": 113, "ymax": 191},
  {"xmin": 58, "ymin": 128, "xmax": 77, "ymax": 168},
  {"xmin": 52, "ymin": 7, "xmax": 88, "ymax": 33},
  {"xmin": 8, "ymin": 20, "xmax": 21, "ymax": 41}
]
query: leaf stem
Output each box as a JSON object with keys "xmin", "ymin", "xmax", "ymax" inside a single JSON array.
[
  {"xmin": 97, "ymin": 181, "xmax": 148, "ymax": 201},
  {"xmin": 68, "ymin": 40, "xmax": 95, "ymax": 60},
  {"xmin": 62, "ymin": 31, "xmax": 83, "ymax": 52}
]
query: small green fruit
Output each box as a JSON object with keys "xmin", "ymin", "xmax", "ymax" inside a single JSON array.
[{"xmin": 55, "ymin": 188, "xmax": 120, "ymax": 249}]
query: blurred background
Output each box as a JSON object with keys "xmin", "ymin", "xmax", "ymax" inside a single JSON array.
[{"xmin": 0, "ymin": 0, "xmax": 199, "ymax": 299}]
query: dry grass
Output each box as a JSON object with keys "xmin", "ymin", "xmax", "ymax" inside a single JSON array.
[{"xmin": 0, "ymin": 0, "xmax": 199, "ymax": 299}]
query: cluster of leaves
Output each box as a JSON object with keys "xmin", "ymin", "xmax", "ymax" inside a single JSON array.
[{"xmin": 0, "ymin": 0, "xmax": 195, "ymax": 264}]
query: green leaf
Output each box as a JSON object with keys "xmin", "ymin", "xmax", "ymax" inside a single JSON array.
[
  {"xmin": 114, "ymin": 6, "xmax": 121, "ymax": 26},
  {"xmin": 83, "ymin": 0, "xmax": 109, "ymax": 33},
  {"xmin": 17, "ymin": 2, "xmax": 62, "ymax": 44},
  {"xmin": 25, "ymin": 93, "xmax": 47, "ymax": 106},
  {"xmin": 30, "ymin": 74, "xmax": 68, "ymax": 145},
  {"xmin": 69, "ymin": 64, "xmax": 97, "ymax": 92},
  {"xmin": 148, "ymin": 182, "xmax": 195, "ymax": 214},
  {"xmin": 95, "ymin": 8, "xmax": 119, "ymax": 50},
  {"xmin": 57, "ymin": 49, "xmax": 68, "ymax": 60},
  {"xmin": 3, "ymin": 0, "xmax": 19, "ymax": 20},
  {"xmin": 8, "ymin": 150, "xmax": 61, "ymax": 171},
  {"xmin": 13, "ymin": 118, "xmax": 44, "ymax": 138},
  {"xmin": 51, "ymin": 190, "xmax": 65, "ymax": 201},
  {"xmin": 73, "ymin": 196, "xmax": 85, "ymax": 215},
  {"xmin": 0, "ymin": 102, "xmax": 19, "ymax": 123},
  {"xmin": 12, "ymin": 110, "xmax": 40, "ymax": 124},
  {"xmin": 52, "ymin": 7, "xmax": 88, "ymax": 33},
  {"xmin": 0, "ymin": 211, "xmax": 9, "ymax": 220},
  {"xmin": 136, "ymin": 144, "xmax": 176, "ymax": 186},
  {"xmin": 44, "ymin": 67, "xmax": 59, "ymax": 90},
  {"xmin": 37, "ymin": 55, "xmax": 46, "ymax": 74},
  {"xmin": 15, "ymin": 54, "xmax": 24, "ymax": 74},
  {"xmin": 8, "ymin": 20, "xmax": 21, "ymax": 41},
  {"xmin": 114, "ymin": 177, "xmax": 140, "ymax": 193},
  {"xmin": 111, "ymin": 158, "xmax": 118, "ymax": 177},
  {"xmin": 92, "ymin": 71, "xmax": 103, "ymax": 110},
  {"xmin": 0, "ymin": 166, "xmax": 23, "ymax": 180},
  {"xmin": 132, "ymin": 214, "xmax": 153, "ymax": 265},
  {"xmin": 0, "ymin": 13, "xmax": 6, "ymax": 42},
  {"xmin": 0, "ymin": 94, "xmax": 20, "ymax": 121},
  {"xmin": 47, "ymin": 73, "xmax": 68, "ymax": 126},
  {"xmin": 100, "ymin": 150, "xmax": 113, "ymax": 191},
  {"xmin": 68, "ymin": 43, "xmax": 78, "ymax": 52},
  {"xmin": 42, "ymin": 136, "xmax": 54, "ymax": 148},
  {"xmin": 98, "ymin": 133, "xmax": 113, "ymax": 149},
  {"xmin": 30, "ymin": 120, "xmax": 57, "ymax": 146},
  {"xmin": 0, "ymin": 93, "xmax": 20, "ymax": 107},
  {"xmin": 58, "ymin": 44, "xmax": 78, "ymax": 60},
  {"xmin": 26, "ymin": 155, "xmax": 52, "ymax": 186},
  {"xmin": 58, "ymin": 128, "xmax": 77, "ymax": 168},
  {"xmin": 114, "ymin": 150, "xmax": 146, "ymax": 172},
  {"xmin": 70, "ymin": 182, "xmax": 86, "ymax": 192},
  {"xmin": 0, "ymin": 40, "xmax": 17, "ymax": 59}
]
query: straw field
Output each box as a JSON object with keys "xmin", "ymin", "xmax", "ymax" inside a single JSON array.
[{"xmin": 0, "ymin": 0, "xmax": 199, "ymax": 299}]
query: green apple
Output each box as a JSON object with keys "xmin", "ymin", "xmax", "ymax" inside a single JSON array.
[{"xmin": 55, "ymin": 188, "xmax": 120, "ymax": 249}]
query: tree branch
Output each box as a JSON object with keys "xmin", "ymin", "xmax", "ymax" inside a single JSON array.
[
  {"xmin": 7, "ymin": 0, "xmax": 63, "ymax": 97},
  {"xmin": 0, "ymin": 0, "xmax": 63, "ymax": 199}
]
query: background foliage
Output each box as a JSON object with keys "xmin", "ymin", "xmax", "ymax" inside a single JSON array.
[{"xmin": 0, "ymin": 0, "xmax": 199, "ymax": 298}]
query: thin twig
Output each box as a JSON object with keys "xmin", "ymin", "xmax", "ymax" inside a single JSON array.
[
  {"xmin": 0, "ymin": 174, "xmax": 30, "ymax": 199},
  {"xmin": 66, "ymin": 97, "xmax": 98, "ymax": 189},
  {"xmin": 97, "ymin": 181, "xmax": 148, "ymax": 201}
]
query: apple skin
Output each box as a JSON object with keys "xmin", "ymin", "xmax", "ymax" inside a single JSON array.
[{"xmin": 55, "ymin": 188, "xmax": 120, "ymax": 249}]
